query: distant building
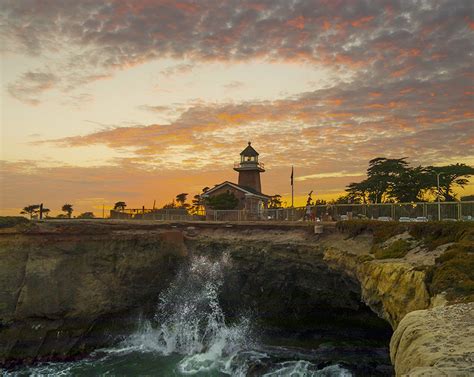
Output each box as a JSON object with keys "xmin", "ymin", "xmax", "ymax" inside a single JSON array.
[{"xmin": 202, "ymin": 142, "xmax": 271, "ymax": 213}]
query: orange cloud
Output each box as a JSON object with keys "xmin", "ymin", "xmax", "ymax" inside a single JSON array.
[
  {"xmin": 286, "ymin": 16, "xmax": 305, "ymax": 30},
  {"xmin": 390, "ymin": 65, "xmax": 415, "ymax": 78},
  {"xmin": 351, "ymin": 16, "xmax": 374, "ymax": 28}
]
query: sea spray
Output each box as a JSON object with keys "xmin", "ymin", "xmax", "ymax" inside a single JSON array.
[
  {"xmin": 119, "ymin": 253, "xmax": 353, "ymax": 376},
  {"xmin": 6, "ymin": 253, "xmax": 355, "ymax": 376},
  {"xmin": 123, "ymin": 252, "xmax": 256, "ymax": 375}
]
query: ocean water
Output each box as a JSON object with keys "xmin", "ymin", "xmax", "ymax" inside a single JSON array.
[{"xmin": 5, "ymin": 253, "xmax": 382, "ymax": 377}]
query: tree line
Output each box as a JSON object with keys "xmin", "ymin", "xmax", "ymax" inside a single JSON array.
[
  {"xmin": 338, "ymin": 158, "xmax": 473, "ymax": 204},
  {"xmin": 20, "ymin": 203, "xmax": 95, "ymax": 219}
]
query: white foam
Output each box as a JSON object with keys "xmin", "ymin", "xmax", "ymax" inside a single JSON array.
[
  {"xmin": 262, "ymin": 361, "xmax": 353, "ymax": 377},
  {"xmin": 106, "ymin": 253, "xmax": 353, "ymax": 377},
  {"xmin": 119, "ymin": 253, "xmax": 254, "ymax": 375}
]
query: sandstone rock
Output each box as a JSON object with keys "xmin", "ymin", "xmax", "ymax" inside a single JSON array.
[
  {"xmin": 324, "ymin": 244, "xmax": 430, "ymax": 329},
  {"xmin": 390, "ymin": 302, "xmax": 474, "ymax": 376}
]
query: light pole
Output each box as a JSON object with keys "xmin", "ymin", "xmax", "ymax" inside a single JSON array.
[{"xmin": 436, "ymin": 172, "xmax": 442, "ymax": 221}]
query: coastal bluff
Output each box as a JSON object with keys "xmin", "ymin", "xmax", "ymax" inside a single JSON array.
[
  {"xmin": 0, "ymin": 221, "xmax": 187, "ymax": 367},
  {"xmin": 0, "ymin": 219, "xmax": 472, "ymax": 376}
]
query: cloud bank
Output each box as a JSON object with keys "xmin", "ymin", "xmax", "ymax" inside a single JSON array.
[{"xmin": 1, "ymin": 0, "xmax": 473, "ymax": 212}]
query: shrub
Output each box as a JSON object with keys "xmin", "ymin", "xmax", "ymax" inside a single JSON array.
[
  {"xmin": 205, "ymin": 192, "xmax": 239, "ymax": 210},
  {"xmin": 373, "ymin": 239, "xmax": 412, "ymax": 259},
  {"xmin": 409, "ymin": 222, "xmax": 473, "ymax": 250},
  {"xmin": 338, "ymin": 220, "xmax": 474, "ymax": 250},
  {"xmin": 336, "ymin": 220, "xmax": 407, "ymax": 244},
  {"xmin": 0, "ymin": 216, "xmax": 30, "ymax": 228},
  {"xmin": 357, "ymin": 254, "xmax": 374, "ymax": 263},
  {"xmin": 77, "ymin": 212, "xmax": 95, "ymax": 219},
  {"xmin": 426, "ymin": 244, "xmax": 474, "ymax": 302}
]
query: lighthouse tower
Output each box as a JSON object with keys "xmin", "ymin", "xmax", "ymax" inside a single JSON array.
[{"xmin": 233, "ymin": 142, "xmax": 265, "ymax": 193}]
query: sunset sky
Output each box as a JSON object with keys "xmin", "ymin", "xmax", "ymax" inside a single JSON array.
[{"xmin": 1, "ymin": 0, "xmax": 473, "ymax": 216}]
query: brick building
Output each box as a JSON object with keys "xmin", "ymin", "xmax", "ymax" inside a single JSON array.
[{"xmin": 202, "ymin": 142, "xmax": 270, "ymax": 214}]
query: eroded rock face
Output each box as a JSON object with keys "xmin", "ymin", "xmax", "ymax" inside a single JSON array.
[
  {"xmin": 390, "ymin": 302, "xmax": 474, "ymax": 376},
  {"xmin": 0, "ymin": 224, "xmax": 187, "ymax": 366},
  {"xmin": 1, "ymin": 221, "xmax": 469, "ymax": 375},
  {"xmin": 324, "ymin": 247, "xmax": 431, "ymax": 329},
  {"xmin": 320, "ymin": 230, "xmax": 473, "ymax": 376},
  {"xmin": 189, "ymin": 239, "xmax": 364, "ymax": 319},
  {"xmin": 186, "ymin": 232, "xmax": 393, "ymax": 351}
]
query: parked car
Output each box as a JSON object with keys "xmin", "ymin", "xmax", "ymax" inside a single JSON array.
[
  {"xmin": 377, "ymin": 216, "xmax": 392, "ymax": 221},
  {"xmin": 399, "ymin": 217, "xmax": 411, "ymax": 222},
  {"xmin": 340, "ymin": 215, "xmax": 349, "ymax": 221},
  {"xmin": 415, "ymin": 217, "xmax": 428, "ymax": 222}
]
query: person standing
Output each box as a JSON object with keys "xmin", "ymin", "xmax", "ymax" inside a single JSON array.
[
  {"xmin": 304, "ymin": 190, "xmax": 313, "ymax": 221},
  {"xmin": 304, "ymin": 203, "xmax": 312, "ymax": 221}
]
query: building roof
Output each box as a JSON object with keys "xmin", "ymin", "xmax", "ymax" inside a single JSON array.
[
  {"xmin": 202, "ymin": 181, "xmax": 271, "ymax": 199},
  {"xmin": 240, "ymin": 141, "xmax": 259, "ymax": 156}
]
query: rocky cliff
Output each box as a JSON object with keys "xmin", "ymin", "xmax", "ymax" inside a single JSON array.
[
  {"xmin": 0, "ymin": 221, "xmax": 187, "ymax": 366},
  {"xmin": 320, "ymin": 222, "xmax": 473, "ymax": 376},
  {"xmin": 322, "ymin": 236, "xmax": 431, "ymax": 329},
  {"xmin": 0, "ymin": 219, "xmax": 472, "ymax": 376},
  {"xmin": 187, "ymin": 230, "xmax": 388, "ymax": 326}
]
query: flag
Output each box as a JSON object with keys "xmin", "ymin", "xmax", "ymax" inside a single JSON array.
[{"xmin": 291, "ymin": 166, "xmax": 294, "ymax": 186}]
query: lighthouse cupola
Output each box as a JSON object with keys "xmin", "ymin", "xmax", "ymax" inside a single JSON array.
[{"xmin": 233, "ymin": 142, "xmax": 265, "ymax": 192}]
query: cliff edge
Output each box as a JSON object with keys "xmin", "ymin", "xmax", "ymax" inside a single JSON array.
[
  {"xmin": 0, "ymin": 221, "xmax": 187, "ymax": 366},
  {"xmin": 322, "ymin": 221, "xmax": 473, "ymax": 376}
]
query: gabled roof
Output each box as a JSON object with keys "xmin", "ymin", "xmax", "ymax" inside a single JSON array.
[
  {"xmin": 240, "ymin": 142, "xmax": 259, "ymax": 156},
  {"xmin": 202, "ymin": 181, "xmax": 271, "ymax": 199}
]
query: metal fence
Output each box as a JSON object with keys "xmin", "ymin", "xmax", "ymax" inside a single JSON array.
[
  {"xmin": 311, "ymin": 201, "xmax": 473, "ymax": 221},
  {"xmin": 110, "ymin": 208, "xmax": 203, "ymax": 221},
  {"xmin": 109, "ymin": 201, "xmax": 474, "ymax": 222},
  {"xmin": 208, "ymin": 202, "xmax": 473, "ymax": 222}
]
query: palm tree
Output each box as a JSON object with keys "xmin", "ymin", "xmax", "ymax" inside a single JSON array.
[
  {"xmin": 175, "ymin": 193, "xmax": 188, "ymax": 208},
  {"xmin": 62, "ymin": 204, "xmax": 73, "ymax": 218},
  {"xmin": 41, "ymin": 208, "xmax": 51, "ymax": 218},
  {"xmin": 114, "ymin": 201, "xmax": 127, "ymax": 211},
  {"xmin": 20, "ymin": 204, "xmax": 40, "ymax": 219}
]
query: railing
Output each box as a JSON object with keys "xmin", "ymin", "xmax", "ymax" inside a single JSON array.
[
  {"xmin": 108, "ymin": 202, "xmax": 474, "ymax": 222},
  {"xmin": 311, "ymin": 201, "xmax": 474, "ymax": 222},
  {"xmin": 233, "ymin": 161, "xmax": 265, "ymax": 170},
  {"xmin": 110, "ymin": 208, "xmax": 204, "ymax": 221}
]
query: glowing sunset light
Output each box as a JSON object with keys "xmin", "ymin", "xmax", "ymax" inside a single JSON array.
[{"xmin": 1, "ymin": 0, "xmax": 473, "ymax": 216}]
